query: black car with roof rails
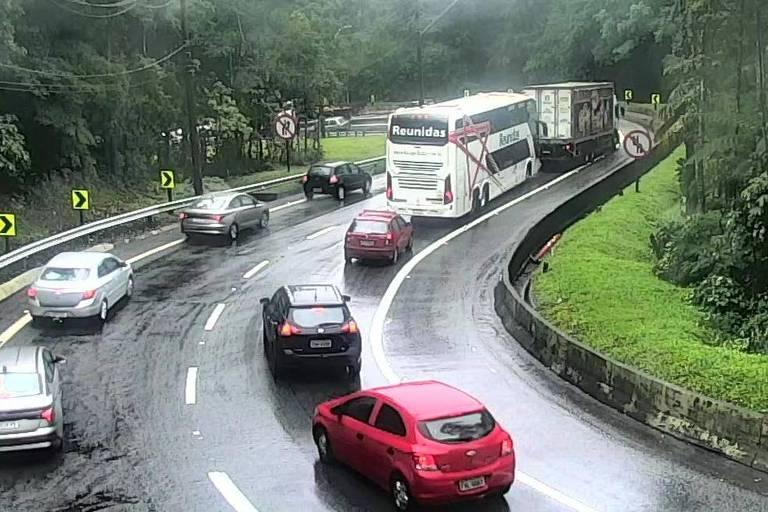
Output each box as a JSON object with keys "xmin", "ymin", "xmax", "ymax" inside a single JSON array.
[
  {"xmin": 260, "ymin": 284, "xmax": 362, "ymax": 379},
  {"xmin": 301, "ymin": 161, "xmax": 372, "ymax": 202}
]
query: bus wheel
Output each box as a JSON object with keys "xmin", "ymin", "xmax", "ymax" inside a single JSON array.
[
  {"xmin": 526, "ymin": 163, "xmax": 532, "ymax": 177},
  {"xmin": 471, "ymin": 189, "xmax": 482, "ymax": 216},
  {"xmin": 482, "ymin": 185, "xmax": 490, "ymax": 207}
]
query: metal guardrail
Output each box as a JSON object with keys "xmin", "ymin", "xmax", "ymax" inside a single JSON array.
[{"xmin": 0, "ymin": 156, "xmax": 385, "ymax": 274}]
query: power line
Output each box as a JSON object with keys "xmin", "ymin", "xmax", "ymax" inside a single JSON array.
[
  {"xmin": 0, "ymin": 77, "xmax": 164, "ymax": 93},
  {"xmin": 48, "ymin": 0, "xmax": 139, "ymax": 18},
  {"xmin": 0, "ymin": 44, "xmax": 186, "ymax": 79},
  {"xmin": 62, "ymin": 0, "xmax": 137, "ymax": 8}
]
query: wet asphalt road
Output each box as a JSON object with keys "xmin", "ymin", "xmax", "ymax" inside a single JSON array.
[{"xmin": 0, "ymin": 134, "xmax": 767, "ymax": 511}]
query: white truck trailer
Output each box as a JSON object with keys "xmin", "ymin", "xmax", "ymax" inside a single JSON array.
[{"xmin": 522, "ymin": 81, "xmax": 620, "ymax": 164}]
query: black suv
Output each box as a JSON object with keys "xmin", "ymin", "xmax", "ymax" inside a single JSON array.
[
  {"xmin": 260, "ymin": 285, "xmax": 362, "ymax": 379},
  {"xmin": 301, "ymin": 161, "xmax": 372, "ymax": 201}
]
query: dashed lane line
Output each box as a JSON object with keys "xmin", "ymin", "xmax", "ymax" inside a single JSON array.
[
  {"xmin": 243, "ymin": 260, "xmax": 270, "ymax": 280},
  {"xmin": 185, "ymin": 367, "xmax": 198, "ymax": 405},
  {"xmin": 305, "ymin": 225, "xmax": 338, "ymax": 240},
  {"xmin": 126, "ymin": 238, "xmax": 185, "ymax": 264},
  {"xmin": 204, "ymin": 303, "xmax": 226, "ymax": 331},
  {"xmin": 208, "ymin": 472, "xmax": 260, "ymax": 512}
]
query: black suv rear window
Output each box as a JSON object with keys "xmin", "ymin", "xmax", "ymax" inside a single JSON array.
[
  {"xmin": 418, "ymin": 410, "xmax": 495, "ymax": 444},
  {"xmin": 309, "ymin": 166, "xmax": 332, "ymax": 177},
  {"xmin": 290, "ymin": 306, "xmax": 346, "ymax": 328}
]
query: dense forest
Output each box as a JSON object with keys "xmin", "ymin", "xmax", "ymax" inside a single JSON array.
[{"xmin": 1, "ymin": 0, "xmax": 767, "ymax": 350}]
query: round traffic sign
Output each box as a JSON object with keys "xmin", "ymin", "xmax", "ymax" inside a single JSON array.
[
  {"xmin": 622, "ymin": 130, "xmax": 652, "ymax": 159},
  {"xmin": 274, "ymin": 113, "xmax": 298, "ymax": 140}
]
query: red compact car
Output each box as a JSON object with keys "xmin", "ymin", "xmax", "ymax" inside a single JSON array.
[
  {"xmin": 344, "ymin": 210, "xmax": 414, "ymax": 264},
  {"xmin": 312, "ymin": 380, "xmax": 515, "ymax": 510}
]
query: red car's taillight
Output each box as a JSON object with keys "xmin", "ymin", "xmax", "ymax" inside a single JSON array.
[
  {"xmin": 443, "ymin": 175, "xmax": 453, "ymax": 204},
  {"xmin": 279, "ymin": 322, "xmax": 302, "ymax": 337},
  {"xmin": 386, "ymin": 172, "xmax": 393, "ymax": 200},
  {"xmin": 330, "ymin": 175, "xmax": 339, "ymax": 184},
  {"xmin": 385, "ymin": 232, "xmax": 393, "ymax": 246},
  {"xmin": 40, "ymin": 407, "xmax": 55, "ymax": 424},
  {"xmin": 342, "ymin": 320, "xmax": 359, "ymax": 334},
  {"xmin": 27, "ymin": 287, "xmax": 37, "ymax": 299},
  {"xmin": 413, "ymin": 453, "xmax": 439, "ymax": 472},
  {"xmin": 82, "ymin": 289, "xmax": 97, "ymax": 300},
  {"xmin": 501, "ymin": 436, "xmax": 514, "ymax": 456}
]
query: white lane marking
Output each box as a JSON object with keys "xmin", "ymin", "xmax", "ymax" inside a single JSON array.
[
  {"xmin": 204, "ymin": 303, "xmax": 226, "ymax": 331},
  {"xmin": 209, "ymin": 472, "xmax": 260, "ymax": 512},
  {"xmin": 243, "ymin": 260, "xmax": 270, "ymax": 280},
  {"xmin": 306, "ymin": 225, "xmax": 337, "ymax": 240},
  {"xmin": 369, "ymin": 162, "xmax": 609, "ymax": 512},
  {"xmin": 0, "ymin": 313, "xmax": 31, "ymax": 349},
  {"xmin": 271, "ymin": 198, "xmax": 306, "ymax": 212},
  {"xmin": 126, "ymin": 238, "xmax": 185, "ymax": 264},
  {"xmin": 517, "ymin": 473, "xmax": 599, "ymax": 512},
  {"xmin": 185, "ymin": 367, "xmax": 198, "ymax": 405}
]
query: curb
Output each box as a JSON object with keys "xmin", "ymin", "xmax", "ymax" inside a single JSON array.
[{"xmin": 493, "ymin": 134, "xmax": 768, "ymax": 474}]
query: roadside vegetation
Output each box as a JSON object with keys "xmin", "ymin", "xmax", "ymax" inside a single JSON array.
[
  {"xmin": 7, "ymin": 135, "xmax": 385, "ymax": 244},
  {"xmin": 534, "ymin": 146, "xmax": 768, "ymax": 411}
]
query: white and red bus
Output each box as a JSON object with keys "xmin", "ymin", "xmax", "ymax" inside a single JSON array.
[{"xmin": 385, "ymin": 92, "xmax": 541, "ymax": 219}]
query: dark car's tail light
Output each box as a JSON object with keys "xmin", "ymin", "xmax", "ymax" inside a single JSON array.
[
  {"xmin": 413, "ymin": 453, "xmax": 439, "ymax": 472},
  {"xmin": 40, "ymin": 407, "xmax": 55, "ymax": 424},
  {"xmin": 501, "ymin": 436, "xmax": 514, "ymax": 456},
  {"xmin": 301, "ymin": 175, "xmax": 308, "ymax": 184},
  {"xmin": 27, "ymin": 287, "xmax": 37, "ymax": 298},
  {"xmin": 443, "ymin": 175, "xmax": 454, "ymax": 204},
  {"xmin": 342, "ymin": 320, "xmax": 359, "ymax": 334},
  {"xmin": 179, "ymin": 212, "xmax": 188, "ymax": 220},
  {"xmin": 329, "ymin": 175, "xmax": 339, "ymax": 184},
  {"xmin": 82, "ymin": 289, "xmax": 97, "ymax": 300},
  {"xmin": 386, "ymin": 172, "xmax": 393, "ymax": 200},
  {"xmin": 279, "ymin": 322, "xmax": 302, "ymax": 337},
  {"xmin": 210, "ymin": 214, "xmax": 224, "ymax": 222}
]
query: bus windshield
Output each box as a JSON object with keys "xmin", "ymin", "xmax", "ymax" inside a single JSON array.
[{"xmin": 389, "ymin": 114, "xmax": 449, "ymax": 146}]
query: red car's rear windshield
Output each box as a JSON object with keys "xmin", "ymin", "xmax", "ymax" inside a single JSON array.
[
  {"xmin": 418, "ymin": 409, "xmax": 495, "ymax": 444},
  {"xmin": 350, "ymin": 219, "xmax": 389, "ymax": 234}
]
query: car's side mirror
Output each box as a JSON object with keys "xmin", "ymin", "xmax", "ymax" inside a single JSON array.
[
  {"xmin": 53, "ymin": 355, "xmax": 67, "ymax": 365},
  {"xmin": 342, "ymin": 294, "xmax": 351, "ymax": 302},
  {"xmin": 260, "ymin": 298, "xmax": 270, "ymax": 305},
  {"xmin": 331, "ymin": 404, "xmax": 345, "ymax": 419},
  {"xmin": 119, "ymin": 261, "xmax": 128, "ymax": 268}
]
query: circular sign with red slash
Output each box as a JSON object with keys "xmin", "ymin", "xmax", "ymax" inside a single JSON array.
[
  {"xmin": 623, "ymin": 130, "xmax": 652, "ymax": 159},
  {"xmin": 274, "ymin": 112, "xmax": 298, "ymax": 141}
]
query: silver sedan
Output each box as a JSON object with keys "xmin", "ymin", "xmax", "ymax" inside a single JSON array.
[
  {"xmin": 27, "ymin": 251, "xmax": 134, "ymax": 326},
  {"xmin": 179, "ymin": 192, "xmax": 270, "ymax": 241},
  {"xmin": 0, "ymin": 345, "xmax": 65, "ymax": 454}
]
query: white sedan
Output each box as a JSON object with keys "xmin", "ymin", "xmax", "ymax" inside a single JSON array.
[{"xmin": 27, "ymin": 251, "xmax": 134, "ymax": 326}]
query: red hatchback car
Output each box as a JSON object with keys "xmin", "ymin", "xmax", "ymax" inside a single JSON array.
[
  {"xmin": 312, "ymin": 381, "xmax": 516, "ymax": 510},
  {"xmin": 344, "ymin": 210, "xmax": 414, "ymax": 264}
]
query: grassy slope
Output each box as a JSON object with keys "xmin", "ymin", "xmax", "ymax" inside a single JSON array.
[{"xmin": 534, "ymin": 146, "xmax": 768, "ymax": 411}]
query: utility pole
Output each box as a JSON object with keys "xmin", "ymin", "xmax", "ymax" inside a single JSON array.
[
  {"xmin": 416, "ymin": 0, "xmax": 461, "ymax": 107},
  {"xmin": 180, "ymin": 0, "xmax": 204, "ymax": 196}
]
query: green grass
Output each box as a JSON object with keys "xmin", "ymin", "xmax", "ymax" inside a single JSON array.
[
  {"xmin": 321, "ymin": 134, "xmax": 386, "ymax": 162},
  {"xmin": 534, "ymin": 145, "xmax": 768, "ymax": 411}
]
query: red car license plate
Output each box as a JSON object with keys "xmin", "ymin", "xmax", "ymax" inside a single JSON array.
[
  {"xmin": 359, "ymin": 240, "xmax": 375, "ymax": 247},
  {"xmin": 458, "ymin": 476, "xmax": 485, "ymax": 491}
]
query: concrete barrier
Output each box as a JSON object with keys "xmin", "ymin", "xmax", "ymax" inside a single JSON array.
[{"xmin": 493, "ymin": 131, "xmax": 768, "ymax": 473}]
